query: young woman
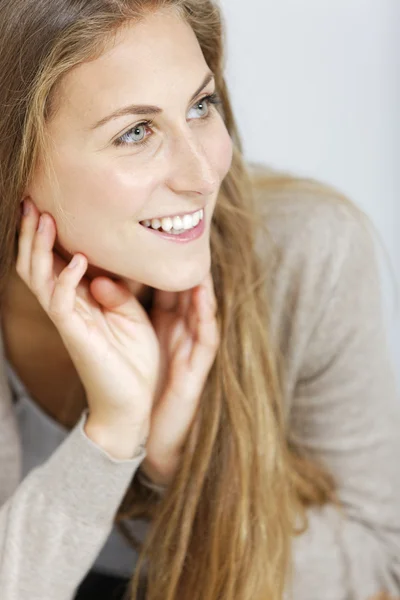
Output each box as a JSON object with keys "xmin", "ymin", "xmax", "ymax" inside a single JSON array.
[{"xmin": 0, "ymin": 1, "xmax": 399, "ymax": 599}]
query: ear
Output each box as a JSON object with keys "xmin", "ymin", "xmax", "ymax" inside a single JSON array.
[
  {"xmin": 22, "ymin": 169, "xmax": 42, "ymax": 206},
  {"xmin": 19, "ymin": 192, "xmax": 31, "ymax": 215},
  {"xmin": 22, "ymin": 181, "xmax": 34, "ymax": 200},
  {"xmin": 20, "ymin": 182, "xmax": 42, "ymax": 215}
]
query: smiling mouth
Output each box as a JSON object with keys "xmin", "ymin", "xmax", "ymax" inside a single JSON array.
[{"xmin": 140, "ymin": 208, "xmax": 204, "ymax": 234}]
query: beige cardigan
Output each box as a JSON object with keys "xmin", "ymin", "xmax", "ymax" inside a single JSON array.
[{"xmin": 0, "ymin": 168, "xmax": 400, "ymax": 599}]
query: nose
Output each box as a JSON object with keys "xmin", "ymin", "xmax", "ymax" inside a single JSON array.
[{"xmin": 165, "ymin": 131, "xmax": 219, "ymax": 197}]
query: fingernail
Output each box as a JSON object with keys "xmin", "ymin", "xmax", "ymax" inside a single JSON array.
[
  {"xmin": 178, "ymin": 337, "xmax": 192, "ymax": 358},
  {"xmin": 202, "ymin": 285, "xmax": 212, "ymax": 304},
  {"xmin": 205, "ymin": 287, "xmax": 216, "ymax": 312},
  {"xmin": 68, "ymin": 255, "xmax": 80, "ymax": 269},
  {"xmin": 38, "ymin": 215, "xmax": 45, "ymax": 233},
  {"xmin": 201, "ymin": 287, "xmax": 209, "ymax": 303},
  {"xmin": 38, "ymin": 215, "xmax": 46, "ymax": 233},
  {"xmin": 23, "ymin": 199, "xmax": 31, "ymax": 216}
]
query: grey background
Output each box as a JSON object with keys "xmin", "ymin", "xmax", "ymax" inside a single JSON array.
[{"xmin": 220, "ymin": 0, "xmax": 400, "ymax": 381}]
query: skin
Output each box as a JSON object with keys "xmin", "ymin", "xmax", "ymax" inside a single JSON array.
[
  {"xmin": 25, "ymin": 7, "xmax": 233, "ymax": 295},
  {"xmin": 8, "ymin": 8, "xmax": 233, "ymax": 477}
]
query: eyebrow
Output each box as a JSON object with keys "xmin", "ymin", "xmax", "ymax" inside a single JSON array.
[{"xmin": 90, "ymin": 71, "xmax": 215, "ymax": 130}]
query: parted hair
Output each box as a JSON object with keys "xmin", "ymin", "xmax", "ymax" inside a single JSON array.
[{"xmin": 0, "ymin": 1, "xmax": 345, "ymax": 599}]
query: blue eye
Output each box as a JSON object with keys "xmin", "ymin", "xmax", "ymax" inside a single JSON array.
[
  {"xmin": 116, "ymin": 122, "xmax": 152, "ymax": 147},
  {"xmin": 113, "ymin": 92, "xmax": 222, "ymax": 148},
  {"xmin": 188, "ymin": 93, "xmax": 219, "ymax": 119}
]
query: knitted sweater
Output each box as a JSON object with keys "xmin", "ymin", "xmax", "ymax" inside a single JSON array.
[{"xmin": 0, "ymin": 167, "xmax": 399, "ymax": 599}]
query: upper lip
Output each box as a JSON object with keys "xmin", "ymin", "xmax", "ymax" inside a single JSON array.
[{"xmin": 140, "ymin": 206, "xmax": 205, "ymax": 222}]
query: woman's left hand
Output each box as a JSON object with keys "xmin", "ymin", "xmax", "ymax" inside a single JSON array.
[{"xmin": 139, "ymin": 270, "xmax": 220, "ymax": 487}]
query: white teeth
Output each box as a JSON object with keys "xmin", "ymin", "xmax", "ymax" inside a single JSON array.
[
  {"xmin": 160, "ymin": 217, "xmax": 173, "ymax": 232},
  {"xmin": 172, "ymin": 216, "xmax": 183, "ymax": 230},
  {"xmin": 151, "ymin": 218, "xmax": 161, "ymax": 230},
  {"xmin": 182, "ymin": 214, "xmax": 193, "ymax": 230},
  {"xmin": 142, "ymin": 209, "xmax": 204, "ymax": 233}
]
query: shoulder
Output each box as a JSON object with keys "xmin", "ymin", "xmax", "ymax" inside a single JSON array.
[
  {"xmin": 245, "ymin": 163, "xmax": 385, "ymax": 396},
  {"xmin": 247, "ymin": 161, "xmax": 374, "ymax": 254},
  {"xmin": 0, "ymin": 322, "xmax": 22, "ymax": 503},
  {"xmin": 247, "ymin": 162, "xmax": 378, "ymax": 294}
]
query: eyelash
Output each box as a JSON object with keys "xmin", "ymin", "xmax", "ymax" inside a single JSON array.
[{"xmin": 113, "ymin": 92, "xmax": 222, "ymax": 148}]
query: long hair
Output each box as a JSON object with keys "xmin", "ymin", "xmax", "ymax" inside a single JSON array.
[{"xmin": 0, "ymin": 1, "xmax": 341, "ymax": 598}]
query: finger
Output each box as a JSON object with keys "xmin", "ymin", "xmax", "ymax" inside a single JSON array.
[
  {"xmin": 169, "ymin": 317, "xmax": 186, "ymax": 355},
  {"xmin": 200, "ymin": 271, "xmax": 218, "ymax": 315},
  {"xmin": 52, "ymin": 250, "xmax": 73, "ymax": 278},
  {"xmin": 49, "ymin": 254, "xmax": 88, "ymax": 322},
  {"xmin": 15, "ymin": 199, "xmax": 40, "ymax": 281},
  {"xmin": 30, "ymin": 213, "xmax": 57, "ymax": 307},
  {"xmin": 187, "ymin": 284, "xmax": 219, "ymax": 367},
  {"xmin": 197, "ymin": 283, "xmax": 219, "ymax": 332},
  {"xmin": 89, "ymin": 277, "xmax": 146, "ymax": 321},
  {"xmin": 187, "ymin": 283, "xmax": 215, "ymax": 337},
  {"xmin": 152, "ymin": 289, "xmax": 179, "ymax": 312},
  {"xmin": 178, "ymin": 289, "xmax": 192, "ymax": 317}
]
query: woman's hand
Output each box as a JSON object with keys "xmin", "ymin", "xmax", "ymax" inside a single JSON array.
[
  {"xmin": 17, "ymin": 200, "xmax": 160, "ymax": 447},
  {"xmin": 139, "ymin": 270, "xmax": 220, "ymax": 487}
]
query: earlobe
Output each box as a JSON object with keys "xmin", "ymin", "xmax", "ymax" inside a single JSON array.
[
  {"xmin": 18, "ymin": 196, "xmax": 30, "ymax": 231},
  {"xmin": 21, "ymin": 193, "xmax": 30, "ymax": 207},
  {"xmin": 19, "ymin": 196, "xmax": 28, "ymax": 215}
]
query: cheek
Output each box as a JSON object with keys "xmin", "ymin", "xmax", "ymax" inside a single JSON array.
[
  {"xmin": 34, "ymin": 150, "xmax": 161, "ymax": 259},
  {"xmin": 74, "ymin": 166, "xmax": 158, "ymax": 219},
  {"xmin": 206, "ymin": 122, "xmax": 233, "ymax": 181},
  {"xmin": 49, "ymin": 152, "xmax": 158, "ymax": 224}
]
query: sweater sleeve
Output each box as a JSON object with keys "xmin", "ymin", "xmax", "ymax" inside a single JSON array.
[
  {"xmin": 0, "ymin": 408, "xmax": 145, "ymax": 600},
  {"xmin": 266, "ymin": 194, "xmax": 400, "ymax": 600}
]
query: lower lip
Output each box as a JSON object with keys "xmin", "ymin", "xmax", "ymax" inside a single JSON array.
[{"xmin": 140, "ymin": 215, "xmax": 205, "ymax": 243}]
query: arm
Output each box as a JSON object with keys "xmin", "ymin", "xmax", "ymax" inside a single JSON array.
[
  {"xmin": 271, "ymin": 197, "xmax": 400, "ymax": 600},
  {"xmin": 0, "ymin": 408, "xmax": 145, "ymax": 600}
]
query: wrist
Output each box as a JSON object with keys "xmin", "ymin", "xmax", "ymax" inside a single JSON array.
[
  {"xmin": 84, "ymin": 414, "xmax": 149, "ymax": 460},
  {"xmin": 137, "ymin": 467, "xmax": 168, "ymax": 495},
  {"xmin": 139, "ymin": 457, "xmax": 175, "ymax": 488}
]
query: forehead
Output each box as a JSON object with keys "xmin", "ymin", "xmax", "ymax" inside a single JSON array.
[{"xmin": 52, "ymin": 9, "xmax": 208, "ymax": 127}]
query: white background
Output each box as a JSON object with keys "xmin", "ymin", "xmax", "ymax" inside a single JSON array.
[{"xmin": 220, "ymin": 0, "xmax": 400, "ymax": 380}]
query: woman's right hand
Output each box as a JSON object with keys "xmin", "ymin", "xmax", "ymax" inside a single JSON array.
[{"xmin": 16, "ymin": 199, "xmax": 160, "ymax": 449}]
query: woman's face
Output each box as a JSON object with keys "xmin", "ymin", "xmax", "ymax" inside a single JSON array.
[{"xmin": 26, "ymin": 8, "xmax": 233, "ymax": 293}]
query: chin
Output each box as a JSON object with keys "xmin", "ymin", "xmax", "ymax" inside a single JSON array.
[{"xmin": 146, "ymin": 255, "xmax": 212, "ymax": 293}]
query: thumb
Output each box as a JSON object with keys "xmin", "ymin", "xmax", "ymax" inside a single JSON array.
[{"xmin": 90, "ymin": 277, "xmax": 146, "ymax": 320}]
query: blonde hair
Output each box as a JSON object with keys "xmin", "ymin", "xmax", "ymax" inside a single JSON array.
[{"xmin": 0, "ymin": 1, "xmax": 353, "ymax": 598}]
